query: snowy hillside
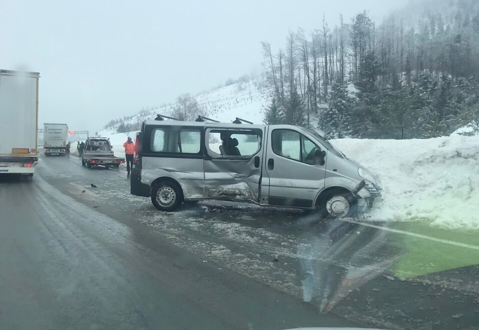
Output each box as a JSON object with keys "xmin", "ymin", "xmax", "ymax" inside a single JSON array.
[{"xmin": 100, "ymin": 78, "xmax": 271, "ymax": 134}]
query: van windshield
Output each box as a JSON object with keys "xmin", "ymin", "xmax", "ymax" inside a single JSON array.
[{"xmin": 305, "ymin": 128, "xmax": 345, "ymax": 158}]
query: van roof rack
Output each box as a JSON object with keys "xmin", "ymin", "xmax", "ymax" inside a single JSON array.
[
  {"xmin": 155, "ymin": 114, "xmax": 180, "ymax": 121},
  {"xmin": 195, "ymin": 115, "xmax": 219, "ymax": 123},
  {"xmin": 233, "ymin": 117, "xmax": 253, "ymax": 124}
]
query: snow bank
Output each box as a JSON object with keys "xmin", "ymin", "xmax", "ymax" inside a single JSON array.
[
  {"xmin": 451, "ymin": 121, "xmax": 479, "ymax": 136},
  {"xmin": 332, "ymin": 135, "xmax": 479, "ymax": 229}
]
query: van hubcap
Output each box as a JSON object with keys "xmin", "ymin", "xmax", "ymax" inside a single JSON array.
[
  {"xmin": 326, "ymin": 196, "xmax": 350, "ymax": 217},
  {"xmin": 157, "ymin": 186, "xmax": 176, "ymax": 207}
]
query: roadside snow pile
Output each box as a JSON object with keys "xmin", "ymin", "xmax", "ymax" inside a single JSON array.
[
  {"xmin": 451, "ymin": 121, "xmax": 479, "ymax": 136},
  {"xmin": 332, "ymin": 135, "xmax": 479, "ymax": 229}
]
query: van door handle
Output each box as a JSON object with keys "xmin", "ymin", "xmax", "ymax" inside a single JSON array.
[
  {"xmin": 254, "ymin": 156, "xmax": 260, "ymax": 168},
  {"xmin": 268, "ymin": 158, "xmax": 274, "ymax": 170}
]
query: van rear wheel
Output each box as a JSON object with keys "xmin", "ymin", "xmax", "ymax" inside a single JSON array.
[{"xmin": 151, "ymin": 181, "xmax": 183, "ymax": 212}]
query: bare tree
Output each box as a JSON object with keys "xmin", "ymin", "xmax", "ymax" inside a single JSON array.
[
  {"xmin": 261, "ymin": 42, "xmax": 279, "ymax": 97},
  {"xmin": 171, "ymin": 94, "xmax": 205, "ymax": 121},
  {"xmin": 322, "ymin": 15, "xmax": 330, "ymax": 97}
]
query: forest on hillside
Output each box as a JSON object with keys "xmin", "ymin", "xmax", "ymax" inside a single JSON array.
[{"xmin": 262, "ymin": 0, "xmax": 479, "ymax": 139}]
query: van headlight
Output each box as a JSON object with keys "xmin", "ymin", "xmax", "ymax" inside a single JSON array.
[{"xmin": 358, "ymin": 168, "xmax": 376, "ymax": 184}]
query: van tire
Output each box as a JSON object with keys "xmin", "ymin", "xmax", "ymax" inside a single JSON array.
[
  {"xmin": 82, "ymin": 159, "xmax": 86, "ymax": 166},
  {"xmin": 151, "ymin": 181, "xmax": 183, "ymax": 212},
  {"xmin": 320, "ymin": 189, "xmax": 357, "ymax": 219},
  {"xmin": 87, "ymin": 163, "xmax": 92, "ymax": 169}
]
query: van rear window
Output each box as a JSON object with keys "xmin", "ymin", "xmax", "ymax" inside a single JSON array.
[{"xmin": 151, "ymin": 127, "xmax": 201, "ymax": 154}]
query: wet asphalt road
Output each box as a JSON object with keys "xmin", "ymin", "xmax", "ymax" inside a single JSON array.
[{"xmin": 1, "ymin": 152, "xmax": 479, "ymax": 330}]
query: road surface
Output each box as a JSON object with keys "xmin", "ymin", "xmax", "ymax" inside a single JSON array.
[{"xmin": 1, "ymin": 152, "xmax": 478, "ymax": 330}]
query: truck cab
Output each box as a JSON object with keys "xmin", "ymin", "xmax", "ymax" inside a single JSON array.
[{"xmin": 131, "ymin": 120, "xmax": 380, "ymax": 218}]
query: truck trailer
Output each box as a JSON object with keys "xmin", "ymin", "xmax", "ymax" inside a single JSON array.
[{"xmin": 0, "ymin": 69, "xmax": 40, "ymax": 177}]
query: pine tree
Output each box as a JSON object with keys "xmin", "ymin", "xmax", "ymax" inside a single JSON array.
[
  {"xmin": 321, "ymin": 81, "xmax": 353, "ymax": 138},
  {"xmin": 430, "ymin": 74, "xmax": 455, "ymax": 136},
  {"xmin": 117, "ymin": 122, "xmax": 127, "ymax": 133},
  {"xmin": 264, "ymin": 98, "xmax": 284, "ymax": 125},
  {"xmin": 283, "ymin": 89, "xmax": 305, "ymax": 126},
  {"xmin": 355, "ymin": 50, "xmax": 382, "ymax": 106}
]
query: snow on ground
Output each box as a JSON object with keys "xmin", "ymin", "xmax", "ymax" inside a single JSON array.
[{"xmin": 332, "ymin": 134, "xmax": 479, "ymax": 229}]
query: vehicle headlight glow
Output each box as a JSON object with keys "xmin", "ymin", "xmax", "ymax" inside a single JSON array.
[{"xmin": 358, "ymin": 168, "xmax": 376, "ymax": 184}]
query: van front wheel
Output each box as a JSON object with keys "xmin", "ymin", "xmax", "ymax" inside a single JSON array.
[
  {"xmin": 151, "ymin": 181, "xmax": 183, "ymax": 212},
  {"xmin": 321, "ymin": 190, "xmax": 357, "ymax": 219}
]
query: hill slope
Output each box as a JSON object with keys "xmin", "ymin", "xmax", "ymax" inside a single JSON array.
[{"xmin": 99, "ymin": 78, "xmax": 271, "ymax": 135}]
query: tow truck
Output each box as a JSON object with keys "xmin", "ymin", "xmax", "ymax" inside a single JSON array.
[{"xmin": 81, "ymin": 137, "xmax": 125, "ymax": 169}]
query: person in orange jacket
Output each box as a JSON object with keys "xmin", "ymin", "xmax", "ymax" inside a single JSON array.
[{"xmin": 123, "ymin": 137, "xmax": 135, "ymax": 178}]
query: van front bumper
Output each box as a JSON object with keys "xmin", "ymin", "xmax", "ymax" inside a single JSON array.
[{"xmin": 357, "ymin": 181, "xmax": 381, "ymax": 212}]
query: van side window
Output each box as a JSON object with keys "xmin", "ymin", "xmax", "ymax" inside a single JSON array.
[
  {"xmin": 151, "ymin": 128, "xmax": 201, "ymax": 154},
  {"xmin": 207, "ymin": 129, "xmax": 261, "ymax": 158},
  {"xmin": 272, "ymin": 129, "xmax": 321, "ymax": 165},
  {"xmin": 272, "ymin": 130, "xmax": 300, "ymax": 161},
  {"xmin": 151, "ymin": 129, "xmax": 166, "ymax": 152},
  {"xmin": 180, "ymin": 129, "xmax": 201, "ymax": 153}
]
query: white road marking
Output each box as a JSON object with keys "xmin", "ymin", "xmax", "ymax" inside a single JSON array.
[{"xmin": 345, "ymin": 219, "xmax": 479, "ymax": 251}]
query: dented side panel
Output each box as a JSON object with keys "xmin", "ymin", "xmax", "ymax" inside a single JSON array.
[
  {"xmin": 204, "ymin": 157, "xmax": 261, "ymax": 202},
  {"xmin": 141, "ymin": 157, "xmax": 205, "ymax": 199}
]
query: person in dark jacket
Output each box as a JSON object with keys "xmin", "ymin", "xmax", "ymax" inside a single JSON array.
[{"xmin": 79, "ymin": 141, "xmax": 85, "ymax": 157}]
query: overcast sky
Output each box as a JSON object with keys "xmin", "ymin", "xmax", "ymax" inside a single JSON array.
[{"xmin": 0, "ymin": 0, "xmax": 410, "ymax": 133}]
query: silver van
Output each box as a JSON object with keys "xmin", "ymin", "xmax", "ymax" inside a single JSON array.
[{"xmin": 130, "ymin": 119, "xmax": 380, "ymax": 218}]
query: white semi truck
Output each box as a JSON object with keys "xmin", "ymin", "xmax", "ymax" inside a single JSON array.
[
  {"xmin": 44, "ymin": 123, "xmax": 69, "ymax": 156},
  {"xmin": 0, "ymin": 69, "xmax": 40, "ymax": 177}
]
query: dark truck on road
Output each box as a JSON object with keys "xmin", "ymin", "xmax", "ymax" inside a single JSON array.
[{"xmin": 82, "ymin": 137, "xmax": 125, "ymax": 169}]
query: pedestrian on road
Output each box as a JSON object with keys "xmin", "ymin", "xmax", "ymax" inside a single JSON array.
[
  {"xmin": 80, "ymin": 141, "xmax": 85, "ymax": 157},
  {"xmin": 123, "ymin": 137, "xmax": 135, "ymax": 178},
  {"xmin": 77, "ymin": 142, "xmax": 81, "ymax": 157}
]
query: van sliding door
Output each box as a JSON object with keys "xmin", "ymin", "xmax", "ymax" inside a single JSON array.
[{"xmin": 203, "ymin": 127, "xmax": 264, "ymax": 203}]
